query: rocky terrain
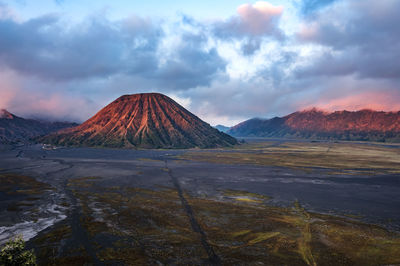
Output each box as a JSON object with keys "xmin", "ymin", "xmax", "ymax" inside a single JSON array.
[{"xmin": 41, "ymin": 93, "xmax": 237, "ymax": 148}]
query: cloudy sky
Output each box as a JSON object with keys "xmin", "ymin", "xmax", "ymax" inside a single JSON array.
[{"xmin": 0, "ymin": 0, "xmax": 399, "ymax": 126}]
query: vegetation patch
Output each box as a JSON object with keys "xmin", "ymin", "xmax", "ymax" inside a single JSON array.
[
  {"xmin": 1, "ymin": 236, "xmax": 36, "ymax": 265},
  {"xmin": 223, "ymin": 189, "xmax": 271, "ymax": 203},
  {"xmin": 64, "ymin": 178, "xmax": 208, "ymax": 264},
  {"xmin": 0, "ymin": 173, "xmax": 52, "ymax": 214},
  {"xmin": 180, "ymin": 141, "xmax": 400, "ymax": 175},
  {"xmin": 187, "ymin": 191, "xmax": 400, "ymax": 265},
  {"xmin": 30, "ymin": 176, "xmax": 400, "ymax": 265},
  {"xmin": 0, "ymin": 173, "xmax": 52, "ymax": 196},
  {"xmin": 247, "ymin": 232, "xmax": 281, "ymax": 245}
]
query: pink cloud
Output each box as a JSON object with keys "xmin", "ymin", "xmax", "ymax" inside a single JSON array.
[
  {"xmin": 303, "ymin": 91, "xmax": 400, "ymax": 112},
  {"xmin": 214, "ymin": 1, "xmax": 284, "ymax": 40},
  {"xmin": 0, "ymin": 71, "xmax": 20, "ymax": 110},
  {"xmin": 0, "ymin": 70, "xmax": 96, "ymax": 122},
  {"xmin": 236, "ymin": 1, "xmax": 284, "ymax": 36},
  {"xmin": 297, "ymin": 22, "xmax": 319, "ymax": 41}
]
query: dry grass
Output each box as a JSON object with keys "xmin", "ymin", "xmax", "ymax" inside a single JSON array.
[
  {"xmin": 32, "ymin": 177, "xmax": 400, "ymax": 265},
  {"xmin": 0, "ymin": 173, "xmax": 52, "ymax": 212},
  {"xmin": 188, "ymin": 190, "xmax": 400, "ymax": 265},
  {"xmin": 181, "ymin": 141, "xmax": 400, "ymax": 174}
]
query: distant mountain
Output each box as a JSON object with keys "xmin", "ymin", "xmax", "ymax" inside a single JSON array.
[
  {"xmin": 41, "ymin": 93, "xmax": 238, "ymax": 149},
  {"xmin": 0, "ymin": 109, "xmax": 78, "ymax": 144},
  {"xmin": 214, "ymin": 125, "xmax": 230, "ymax": 133},
  {"xmin": 228, "ymin": 109, "xmax": 400, "ymax": 142}
]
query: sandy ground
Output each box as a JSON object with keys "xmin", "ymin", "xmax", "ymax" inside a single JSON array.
[{"xmin": 0, "ymin": 140, "xmax": 399, "ymax": 264}]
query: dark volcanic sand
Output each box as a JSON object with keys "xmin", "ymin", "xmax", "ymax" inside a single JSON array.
[{"xmin": 0, "ymin": 141, "xmax": 399, "ymax": 246}]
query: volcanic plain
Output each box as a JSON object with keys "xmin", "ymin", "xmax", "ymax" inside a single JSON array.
[{"xmin": 1, "ymin": 139, "xmax": 400, "ymax": 265}]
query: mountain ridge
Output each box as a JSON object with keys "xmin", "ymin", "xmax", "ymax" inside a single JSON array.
[
  {"xmin": 228, "ymin": 109, "xmax": 400, "ymax": 142},
  {"xmin": 0, "ymin": 109, "xmax": 78, "ymax": 144},
  {"xmin": 214, "ymin": 124, "xmax": 230, "ymax": 133}
]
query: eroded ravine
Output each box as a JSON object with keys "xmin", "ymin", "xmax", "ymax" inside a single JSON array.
[
  {"xmin": 19, "ymin": 149, "xmax": 101, "ymax": 264},
  {"xmin": 164, "ymin": 160, "xmax": 221, "ymax": 265},
  {"xmin": 63, "ymin": 179, "xmax": 103, "ymax": 265},
  {"xmin": 37, "ymin": 154, "xmax": 102, "ymax": 264}
]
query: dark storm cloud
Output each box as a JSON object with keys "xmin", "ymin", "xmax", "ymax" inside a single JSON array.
[
  {"xmin": 0, "ymin": 8, "xmax": 227, "ymax": 92},
  {"xmin": 117, "ymin": 30, "xmax": 226, "ymax": 91},
  {"xmin": 296, "ymin": 46, "xmax": 400, "ymax": 79},
  {"xmin": 297, "ymin": 0, "xmax": 400, "ymax": 80},
  {"xmin": 262, "ymin": 51, "xmax": 297, "ymax": 87},
  {"xmin": 154, "ymin": 34, "xmax": 226, "ymax": 90},
  {"xmin": 0, "ymin": 13, "xmax": 162, "ymax": 80},
  {"xmin": 300, "ymin": 0, "xmax": 338, "ymax": 15},
  {"xmin": 241, "ymin": 39, "xmax": 261, "ymax": 56}
]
